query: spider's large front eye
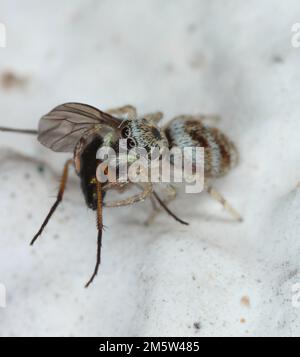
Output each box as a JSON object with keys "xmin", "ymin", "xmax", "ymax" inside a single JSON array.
[
  {"xmin": 127, "ymin": 138, "xmax": 136, "ymax": 149},
  {"xmin": 121, "ymin": 126, "xmax": 131, "ymax": 138}
]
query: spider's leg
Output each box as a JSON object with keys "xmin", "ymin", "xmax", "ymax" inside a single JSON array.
[
  {"xmin": 145, "ymin": 184, "xmax": 177, "ymax": 225},
  {"xmin": 104, "ymin": 182, "xmax": 153, "ymax": 207},
  {"xmin": 151, "ymin": 190, "xmax": 189, "ymax": 226},
  {"xmin": 205, "ymin": 184, "xmax": 243, "ymax": 222},
  {"xmin": 107, "ymin": 105, "xmax": 137, "ymax": 121},
  {"xmin": 143, "ymin": 112, "xmax": 163, "ymax": 124}
]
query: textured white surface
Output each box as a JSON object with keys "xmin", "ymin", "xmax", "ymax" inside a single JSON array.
[{"xmin": 0, "ymin": 0, "xmax": 300, "ymax": 337}]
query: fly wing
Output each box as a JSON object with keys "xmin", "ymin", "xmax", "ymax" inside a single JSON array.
[{"xmin": 38, "ymin": 102, "xmax": 122, "ymax": 152}]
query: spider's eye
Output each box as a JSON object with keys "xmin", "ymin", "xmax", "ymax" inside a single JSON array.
[
  {"xmin": 121, "ymin": 126, "xmax": 130, "ymax": 138},
  {"xmin": 127, "ymin": 138, "xmax": 136, "ymax": 149}
]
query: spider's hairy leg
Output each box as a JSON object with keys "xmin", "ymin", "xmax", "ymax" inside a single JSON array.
[
  {"xmin": 205, "ymin": 183, "xmax": 243, "ymax": 222},
  {"xmin": 30, "ymin": 159, "xmax": 74, "ymax": 245},
  {"xmin": 143, "ymin": 112, "xmax": 164, "ymax": 123},
  {"xmin": 145, "ymin": 184, "xmax": 177, "ymax": 225},
  {"xmin": 152, "ymin": 190, "xmax": 189, "ymax": 226},
  {"xmin": 107, "ymin": 105, "xmax": 137, "ymax": 120},
  {"xmin": 85, "ymin": 179, "xmax": 103, "ymax": 288},
  {"xmin": 104, "ymin": 182, "xmax": 153, "ymax": 207}
]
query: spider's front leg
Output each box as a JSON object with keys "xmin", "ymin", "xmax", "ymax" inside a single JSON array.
[
  {"xmin": 143, "ymin": 111, "xmax": 164, "ymax": 124},
  {"xmin": 145, "ymin": 184, "xmax": 177, "ymax": 225},
  {"xmin": 104, "ymin": 182, "xmax": 153, "ymax": 207},
  {"xmin": 204, "ymin": 182, "xmax": 243, "ymax": 222}
]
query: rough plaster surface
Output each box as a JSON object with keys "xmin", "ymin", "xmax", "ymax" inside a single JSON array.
[{"xmin": 0, "ymin": 0, "xmax": 299, "ymax": 336}]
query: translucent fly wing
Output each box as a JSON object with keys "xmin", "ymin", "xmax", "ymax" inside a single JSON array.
[{"xmin": 38, "ymin": 102, "xmax": 122, "ymax": 152}]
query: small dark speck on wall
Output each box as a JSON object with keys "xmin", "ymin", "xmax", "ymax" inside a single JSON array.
[
  {"xmin": 193, "ymin": 322, "xmax": 201, "ymax": 330},
  {"xmin": 37, "ymin": 164, "xmax": 45, "ymax": 174},
  {"xmin": 271, "ymin": 55, "xmax": 284, "ymax": 64}
]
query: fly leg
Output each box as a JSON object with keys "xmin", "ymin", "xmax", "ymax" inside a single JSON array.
[
  {"xmin": 30, "ymin": 159, "xmax": 74, "ymax": 245},
  {"xmin": 85, "ymin": 179, "xmax": 104, "ymax": 288}
]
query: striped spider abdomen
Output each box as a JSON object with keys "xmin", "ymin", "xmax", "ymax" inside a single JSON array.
[{"xmin": 164, "ymin": 116, "xmax": 238, "ymax": 178}]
